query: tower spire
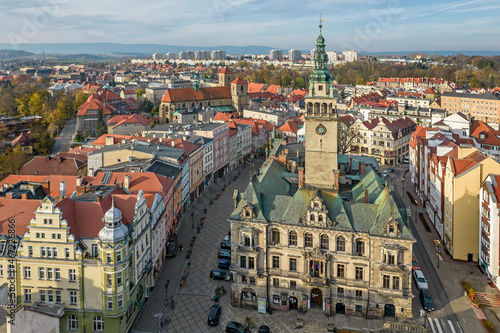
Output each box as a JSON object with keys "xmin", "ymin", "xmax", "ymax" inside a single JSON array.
[{"xmin": 319, "ymin": 13, "xmax": 323, "ymax": 32}]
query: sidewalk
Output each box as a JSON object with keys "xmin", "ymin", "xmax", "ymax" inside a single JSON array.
[
  {"xmin": 130, "ymin": 160, "xmax": 257, "ymax": 333},
  {"xmin": 396, "ymin": 174, "xmax": 485, "ymax": 333}
]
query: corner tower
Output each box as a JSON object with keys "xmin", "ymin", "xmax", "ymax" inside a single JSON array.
[{"xmin": 304, "ymin": 21, "xmax": 339, "ymax": 189}]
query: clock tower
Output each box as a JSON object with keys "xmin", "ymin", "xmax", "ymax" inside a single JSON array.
[{"xmin": 304, "ymin": 20, "xmax": 339, "ymax": 189}]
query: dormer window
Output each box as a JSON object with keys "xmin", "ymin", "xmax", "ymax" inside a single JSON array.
[
  {"xmin": 480, "ymin": 132, "xmax": 487, "ymax": 140},
  {"xmin": 385, "ymin": 219, "xmax": 400, "ymax": 237}
]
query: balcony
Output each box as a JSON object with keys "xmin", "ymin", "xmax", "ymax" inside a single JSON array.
[{"xmin": 303, "ymin": 275, "xmax": 328, "ymax": 286}]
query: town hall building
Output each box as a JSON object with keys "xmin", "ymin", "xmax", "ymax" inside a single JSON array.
[{"xmin": 228, "ymin": 26, "xmax": 415, "ymax": 320}]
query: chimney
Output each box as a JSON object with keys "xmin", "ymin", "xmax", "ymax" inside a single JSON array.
[
  {"xmin": 281, "ymin": 140, "xmax": 287, "ymax": 145},
  {"xmin": 59, "ymin": 181, "xmax": 66, "ymax": 199},
  {"xmin": 105, "ymin": 136, "xmax": 114, "ymax": 146},
  {"xmin": 333, "ymin": 170, "xmax": 340, "ymax": 192},
  {"xmin": 359, "ymin": 162, "xmax": 366, "ymax": 175},
  {"xmin": 298, "ymin": 167, "xmax": 304, "ymax": 188},
  {"xmin": 76, "ymin": 185, "xmax": 86, "ymax": 196},
  {"xmin": 41, "ymin": 178, "xmax": 50, "ymax": 194},
  {"xmin": 171, "ymin": 141, "xmax": 175, "ymax": 147},
  {"xmin": 21, "ymin": 192, "xmax": 28, "ymax": 200},
  {"xmin": 296, "ymin": 150, "xmax": 299, "ymax": 158},
  {"xmin": 284, "ymin": 148, "xmax": 289, "ymax": 154},
  {"xmin": 58, "ymin": 157, "xmax": 63, "ymax": 164},
  {"xmin": 46, "ymin": 156, "xmax": 50, "ymax": 162},
  {"xmin": 116, "ymin": 181, "xmax": 123, "ymax": 189},
  {"xmin": 6, "ymin": 192, "xmax": 13, "ymax": 199},
  {"xmin": 124, "ymin": 175, "xmax": 131, "ymax": 189},
  {"xmin": 364, "ymin": 189, "xmax": 369, "ymax": 203},
  {"xmin": 76, "ymin": 176, "xmax": 82, "ymax": 187}
]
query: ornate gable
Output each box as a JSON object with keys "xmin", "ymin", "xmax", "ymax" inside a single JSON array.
[
  {"xmin": 241, "ymin": 203, "xmax": 254, "ymax": 220},
  {"xmin": 302, "ymin": 190, "xmax": 334, "ymax": 227},
  {"xmin": 385, "ymin": 218, "xmax": 400, "ymax": 237}
]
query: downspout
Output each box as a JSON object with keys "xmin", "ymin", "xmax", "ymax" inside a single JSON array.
[
  {"xmin": 81, "ymin": 256, "xmax": 86, "ymax": 332},
  {"xmin": 266, "ymin": 223, "xmax": 271, "ymax": 314}
]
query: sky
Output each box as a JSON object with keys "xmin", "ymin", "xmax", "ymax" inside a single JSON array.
[{"xmin": 0, "ymin": 0, "xmax": 499, "ymax": 52}]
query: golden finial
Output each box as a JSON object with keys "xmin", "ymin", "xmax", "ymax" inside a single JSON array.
[{"xmin": 319, "ymin": 13, "xmax": 323, "ymax": 30}]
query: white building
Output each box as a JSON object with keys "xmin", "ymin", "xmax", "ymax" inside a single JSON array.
[
  {"xmin": 166, "ymin": 52, "xmax": 177, "ymax": 60},
  {"xmin": 479, "ymin": 174, "xmax": 500, "ymax": 287},
  {"xmin": 326, "ymin": 51, "xmax": 339, "ymax": 63},
  {"xmin": 288, "ymin": 49, "xmax": 302, "ymax": 61},
  {"xmin": 211, "ymin": 50, "xmax": 226, "ymax": 60},
  {"xmin": 195, "ymin": 50, "xmax": 210, "ymax": 60},
  {"xmin": 179, "ymin": 51, "xmax": 195, "ymax": 60},
  {"xmin": 342, "ymin": 50, "xmax": 358, "ymax": 62},
  {"xmin": 152, "ymin": 53, "xmax": 164, "ymax": 60},
  {"xmin": 269, "ymin": 49, "xmax": 284, "ymax": 61}
]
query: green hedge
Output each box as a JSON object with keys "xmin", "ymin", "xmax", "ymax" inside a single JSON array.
[
  {"xmin": 419, "ymin": 213, "xmax": 431, "ymax": 232},
  {"xmin": 406, "ymin": 192, "xmax": 417, "ymax": 205},
  {"xmin": 483, "ymin": 320, "xmax": 495, "ymax": 333}
]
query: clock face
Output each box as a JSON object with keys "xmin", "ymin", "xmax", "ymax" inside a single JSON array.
[{"xmin": 316, "ymin": 124, "xmax": 327, "ymax": 135}]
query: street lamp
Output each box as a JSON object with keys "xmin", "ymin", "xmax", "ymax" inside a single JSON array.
[
  {"xmin": 402, "ymin": 176, "xmax": 405, "ymax": 199},
  {"xmin": 191, "ymin": 212, "xmax": 194, "ymax": 229},
  {"xmin": 165, "ymin": 280, "xmax": 169, "ymax": 304}
]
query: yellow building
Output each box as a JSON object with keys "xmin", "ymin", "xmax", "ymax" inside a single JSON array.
[
  {"xmin": 443, "ymin": 149, "xmax": 500, "ymax": 261},
  {"xmin": 0, "ymin": 180, "xmax": 153, "ymax": 333}
]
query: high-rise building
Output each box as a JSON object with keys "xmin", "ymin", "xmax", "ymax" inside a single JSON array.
[
  {"xmin": 288, "ymin": 49, "xmax": 302, "ymax": 61},
  {"xmin": 165, "ymin": 52, "xmax": 177, "ymax": 60},
  {"xmin": 342, "ymin": 50, "xmax": 358, "ymax": 62},
  {"xmin": 211, "ymin": 50, "xmax": 227, "ymax": 60},
  {"xmin": 326, "ymin": 51, "xmax": 339, "ymax": 63},
  {"xmin": 152, "ymin": 53, "xmax": 163, "ymax": 60},
  {"xmin": 194, "ymin": 50, "xmax": 210, "ymax": 60},
  {"xmin": 179, "ymin": 51, "xmax": 195, "ymax": 60},
  {"xmin": 269, "ymin": 49, "xmax": 284, "ymax": 61}
]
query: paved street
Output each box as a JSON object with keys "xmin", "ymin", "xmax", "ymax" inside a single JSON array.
[
  {"xmin": 51, "ymin": 118, "xmax": 76, "ymax": 154},
  {"xmin": 387, "ymin": 166, "xmax": 481, "ymax": 333}
]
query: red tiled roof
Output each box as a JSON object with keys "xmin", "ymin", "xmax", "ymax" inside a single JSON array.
[
  {"xmin": 93, "ymin": 172, "xmax": 174, "ymax": 196},
  {"xmin": 0, "ymin": 198, "xmax": 42, "ymax": 235},
  {"xmin": 213, "ymin": 112, "xmax": 236, "ymax": 122},
  {"xmin": 90, "ymin": 134, "xmax": 136, "ymax": 147},
  {"xmin": 77, "ymin": 94, "xmax": 115, "ymax": 116},
  {"xmin": 67, "ymin": 146, "xmax": 99, "ymax": 155},
  {"xmin": 19, "ymin": 156, "xmax": 86, "ymax": 176},
  {"xmin": 108, "ymin": 114, "xmax": 149, "ymax": 128},
  {"xmin": 161, "ymin": 86, "xmax": 230, "ymax": 103},
  {"xmin": 450, "ymin": 158, "xmax": 479, "ymax": 176},
  {"xmin": 219, "ymin": 67, "xmax": 234, "ymax": 74},
  {"xmin": 265, "ymin": 85, "xmax": 281, "ymax": 94},
  {"xmin": 12, "ymin": 132, "xmax": 31, "ymax": 147},
  {"xmin": 248, "ymin": 83, "xmax": 265, "ymax": 93},
  {"xmin": 0, "ymin": 175, "xmax": 95, "ymax": 198},
  {"xmin": 278, "ymin": 119, "xmax": 303, "ymax": 134},
  {"xmin": 470, "ymin": 121, "xmax": 500, "ymax": 146},
  {"xmin": 231, "ymin": 78, "xmax": 247, "ymax": 84}
]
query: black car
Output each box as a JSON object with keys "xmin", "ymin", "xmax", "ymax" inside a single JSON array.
[
  {"xmin": 226, "ymin": 321, "xmax": 250, "ymax": 333},
  {"xmin": 210, "ymin": 269, "xmax": 232, "ymax": 281},
  {"xmin": 207, "ymin": 304, "xmax": 222, "ymax": 326},
  {"xmin": 218, "ymin": 249, "xmax": 231, "ymax": 259},
  {"xmin": 218, "ymin": 259, "xmax": 231, "ymax": 270},
  {"xmin": 258, "ymin": 325, "xmax": 271, "ymax": 333},
  {"xmin": 221, "ymin": 240, "xmax": 231, "ymax": 249},
  {"xmin": 420, "ymin": 289, "xmax": 434, "ymax": 311}
]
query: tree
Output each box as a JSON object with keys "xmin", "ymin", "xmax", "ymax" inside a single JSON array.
[
  {"xmin": 95, "ymin": 108, "xmax": 107, "ymax": 137},
  {"xmin": 337, "ymin": 121, "xmax": 362, "ymax": 155}
]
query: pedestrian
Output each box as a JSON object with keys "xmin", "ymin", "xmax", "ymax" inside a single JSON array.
[{"xmin": 180, "ymin": 244, "xmax": 183, "ymax": 251}]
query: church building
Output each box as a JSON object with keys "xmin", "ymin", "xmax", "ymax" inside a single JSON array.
[
  {"xmin": 159, "ymin": 68, "xmax": 249, "ymax": 124},
  {"xmin": 228, "ymin": 26, "xmax": 415, "ymax": 320}
]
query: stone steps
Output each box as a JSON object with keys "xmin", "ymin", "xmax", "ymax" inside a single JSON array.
[{"xmin": 476, "ymin": 292, "xmax": 500, "ymax": 307}]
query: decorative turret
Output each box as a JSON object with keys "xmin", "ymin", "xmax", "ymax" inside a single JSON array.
[
  {"xmin": 310, "ymin": 19, "xmax": 332, "ymax": 84},
  {"xmin": 99, "ymin": 196, "xmax": 129, "ymax": 244},
  {"xmin": 193, "ymin": 73, "xmax": 200, "ymax": 92}
]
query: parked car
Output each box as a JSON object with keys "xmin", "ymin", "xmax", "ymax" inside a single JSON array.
[
  {"xmin": 388, "ymin": 167, "xmax": 394, "ymax": 173},
  {"xmin": 226, "ymin": 321, "xmax": 250, "ymax": 333},
  {"xmin": 207, "ymin": 304, "xmax": 222, "ymax": 326},
  {"xmin": 412, "ymin": 255, "xmax": 419, "ymax": 271},
  {"xmin": 224, "ymin": 235, "xmax": 231, "ymax": 241},
  {"xmin": 403, "ymin": 156, "xmax": 410, "ymax": 164},
  {"xmin": 218, "ymin": 249, "xmax": 231, "ymax": 259},
  {"xmin": 413, "ymin": 270, "xmax": 428, "ymax": 290},
  {"xmin": 218, "ymin": 259, "xmax": 231, "ymax": 270},
  {"xmin": 420, "ymin": 289, "xmax": 434, "ymax": 311},
  {"xmin": 258, "ymin": 325, "xmax": 271, "ymax": 333},
  {"xmin": 221, "ymin": 240, "xmax": 231, "ymax": 249},
  {"xmin": 210, "ymin": 269, "xmax": 232, "ymax": 281},
  {"xmin": 382, "ymin": 171, "xmax": 388, "ymax": 177}
]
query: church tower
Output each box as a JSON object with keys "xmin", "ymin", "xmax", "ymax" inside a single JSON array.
[
  {"xmin": 304, "ymin": 20, "xmax": 340, "ymax": 189},
  {"xmin": 231, "ymin": 77, "xmax": 249, "ymax": 114},
  {"xmin": 218, "ymin": 67, "xmax": 234, "ymax": 87}
]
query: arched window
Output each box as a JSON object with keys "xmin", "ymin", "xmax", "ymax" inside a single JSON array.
[
  {"xmin": 318, "ymin": 214, "xmax": 323, "ymax": 223},
  {"xmin": 68, "ymin": 315, "xmax": 78, "ymax": 331},
  {"xmin": 336, "ymin": 236, "xmax": 346, "ymax": 252},
  {"xmin": 320, "ymin": 234, "xmax": 329, "ymax": 249},
  {"xmin": 389, "ymin": 225, "xmax": 395, "ymax": 234},
  {"xmin": 93, "ymin": 316, "xmax": 104, "ymax": 332},
  {"xmin": 304, "ymin": 233, "xmax": 313, "ymax": 248},
  {"xmin": 310, "ymin": 214, "xmax": 315, "ymax": 222},
  {"xmin": 241, "ymin": 86, "xmax": 244, "ymax": 92},
  {"xmin": 244, "ymin": 235, "xmax": 251, "ymax": 247},
  {"xmin": 289, "ymin": 231, "xmax": 297, "ymax": 246}
]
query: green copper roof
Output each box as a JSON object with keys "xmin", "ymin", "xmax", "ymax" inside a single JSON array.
[
  {"xmin": 310, "ymin": 30, "xmax": 331, "ymax": 83},
  {"xmin": 213, "ymin": 105, "xmax": 237, "ymax": 112}
]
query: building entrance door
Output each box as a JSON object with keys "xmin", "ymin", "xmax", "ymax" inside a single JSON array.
[
  {"xmin": 310, "ymin": 288, "xmax": 322, "ymax": 307},
  {"xmin": 384, "ymin": 304, "xmax": 396, "ymax": 317},
  {"xmin": 289, "ymin": 296, "xmax": 298, "ymax": 310},
  {"xmin": 336, "ymin": 303, "xmax": 346, "ymax": 314}
]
